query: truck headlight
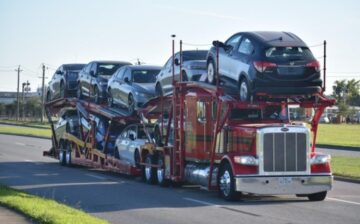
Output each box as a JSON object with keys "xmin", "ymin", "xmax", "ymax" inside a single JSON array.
[
  {"xmin": 234, "ymin": 156, "xmax": 259, "ymax": 166},
  {"xmin": 311, "ymin": 154, "xmax": 331, "ymax": 165}
]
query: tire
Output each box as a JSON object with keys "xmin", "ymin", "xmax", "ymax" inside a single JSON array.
[
  {"xmin": 114, "ymin": 147, "xmax": 120, "ymax": 159},
  {"xmin": 134, "ymin": 149, "xmax": 141, "ymax": 168},
  {"xmin": 143, "ymin": 154, "xmax": 157, "ymax": 184},
  {"xmin": 128, "ymin": 94, "xmax": 135, "ymax": 115},
  {"xmin": 77, "ymin": 83, "xmax": 83, "ymax": 99},
  {"xmin": 94, "ymin": 86, "xmax": 100, "ymax": 104},
  {"xmin": 239, "ymin": 78, "xmax": 251, "ymax": 102},
  {"xmin": 65, "ymin": 142, "xmax": 72, "ymax": 166},
  {"xmin": 157, "ymin": 156, "xmax": 170, "ymax": 187},
  {"xmin": 155, "ymin": 83, "xmax": 163, "ymax": 97},
  {"xmin": 218, "ymin": 163, "xmax": 240, "ymax": 201},
  {"xmin": 60, "ymin": 82, "xmax": 66, "ymax": 98},
  {"xmin": 58, "ymin": 142, "xmax": 66, "ymax": 166},
  {"xmin": 307, "ymin": 191, "xmax": 327, "ymax": 201},
  {"xmin": 107, "ymin": 89, "xmax": 114, "ymax": 107},
  {"xmin": 207, "ymin": 60, "xmax": 216, "ymax": 84},
  {"xmin": 46, "ymin": 91, "xmax": 51, "ymax": 102}
]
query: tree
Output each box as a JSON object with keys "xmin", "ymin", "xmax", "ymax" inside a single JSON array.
[{"xmin": 332, "ymin": 79, "xmax": 360, "ymax": 106}]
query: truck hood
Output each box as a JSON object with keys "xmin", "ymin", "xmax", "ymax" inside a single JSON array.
[{"xmin": 230, "ymin": 123, "xmax": 306, "ymax": 129}]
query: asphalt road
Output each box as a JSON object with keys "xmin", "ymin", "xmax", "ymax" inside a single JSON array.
[{"xmin": 0, "ymin": 134, "xmax": 359, "ymax": 224}]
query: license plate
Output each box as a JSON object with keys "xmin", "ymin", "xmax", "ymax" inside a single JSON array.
[{"xmin": 278, "ymin": 177, "xmax": 292, "ymax": 185}]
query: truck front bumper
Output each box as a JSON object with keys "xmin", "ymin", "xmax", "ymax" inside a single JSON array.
[{"xmin": 235, "ymin": 175, "xmax": 332, "ymax": 195}]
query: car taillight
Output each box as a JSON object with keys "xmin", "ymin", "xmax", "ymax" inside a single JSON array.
[
  {"xmin": 253, "ymin": 61, "xmax": 277, "ymax": 73},
  {"xmin": 306, "ymin": 60, "xmax": 320, "ymax": 72}
]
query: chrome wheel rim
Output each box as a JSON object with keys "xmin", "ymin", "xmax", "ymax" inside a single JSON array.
[
  {"xmin": 219, "ymin": 170, "xmax": 231, "ymax": 197},
  {"xmin": 65, "ymin": 151, "xmax": 71, "ymax": 164},
  {"xmin": 145, "ymin": 157, "xmax": 152, "ymax": 181},
  {"xmin": 59, "ymin": 151, "xmax": 64, "ymax": 163},
  {"xmin": 157, "ymin": 159, "xmax": 164, "ymax": 183},
  {"xmin": 207, "ymin": 63, "xmax": 214, "ymax": 83},
  {"xmin": 240, "ymin": 81, "xmax": 248, "ymax": 101}
]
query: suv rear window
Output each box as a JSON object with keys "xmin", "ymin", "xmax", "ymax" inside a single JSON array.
[{"xmin": 265, "ymin": 47, "xmax": 313, "ymax": 60}]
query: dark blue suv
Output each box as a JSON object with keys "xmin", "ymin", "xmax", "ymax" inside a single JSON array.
[{"xmin": 206, "ymin": 31, "xmax": 322, "ymax": 101}]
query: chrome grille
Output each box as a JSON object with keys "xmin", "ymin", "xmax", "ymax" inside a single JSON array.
[{"xmin": 263, "ymin": 132, "xmax": 306, "ymax": 172}]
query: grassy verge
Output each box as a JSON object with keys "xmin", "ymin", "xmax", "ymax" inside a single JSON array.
[
  {"xmin": 0, "ymin": 125, "xmax": 51, "ymax": 138},
  {"xmin": 315, "ymin": 124, "xmax": 360, "ymax": 149},
  {"xmin": 0, "ymin": 120, "xmax": 50, "ymax": 129},
  {"xmin": 332, "ymin": 156, "xmax": 360, "ymax": 179},
  {"xmin": 0, "ymin": 185, "xmax": 109, "ymax": 224}
]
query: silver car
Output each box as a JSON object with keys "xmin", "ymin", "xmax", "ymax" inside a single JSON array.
[
  {"xmin": 155, "ymin": 50, "xmax": 208, "ymax": 96},
  {"xmin": 114, "ymin": 124, "xmax": 155, "ymax": 167},
  {"xmin": 107, "ymin": 65, "xmax": 161, "ymax": 114}
]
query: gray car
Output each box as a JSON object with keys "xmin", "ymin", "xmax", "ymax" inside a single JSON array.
[
  {"xmin": 107, "ymin": 65, "xmax": 161, "ymax": 114},
  {"xmin": 77, "ymin": 60, "xmax": 131, "ymax": 104},
  {"xmin": 155, "ymin": 50, "xmax": 208, "ymax": 96},
  {"xmin": 114, "ymin": 123, "xmax": 155, "ymax": 167}
]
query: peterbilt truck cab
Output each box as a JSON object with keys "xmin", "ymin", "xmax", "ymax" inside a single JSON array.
[{"xmin": 182, "ymin": 88, "xmax": 332, "ymax": 201}]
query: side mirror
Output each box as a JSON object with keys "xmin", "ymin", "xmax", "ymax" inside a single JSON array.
[
  {"xmin": 124, "ymin": 77, "xmax": 130, "ymax": 83},
  {"xmin": 129, "ymin": 133, "xmax": 135, "ymax": 141},
  {"xmin": 212, "ymin": 40, "xmax": 226, "ymax": 48},
  {"xmin": 174, "ymin": 58, "xmax": 180, "ymax": 66},
  {"xmin": 89, "ymin": 71, "xmax": 95, "ymax": 77},
  {"xmin": 55, "ymin": 70, "xmax": 63, "ymax": 75}
]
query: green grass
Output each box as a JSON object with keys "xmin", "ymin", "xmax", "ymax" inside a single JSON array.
[
  {"xmin": 0, "ymin": 120, "xmax": 50, "ymax": 129},
  {"xmin": 315, "ymin": 124, "xmax": 360, "ymax": 148},
  {"xmin": 0, "ymin": 125, "xmax": 51, "ymax": 138},
  {"xmin": 332, "ymin": 156, "xmax": 360, "ymax": 179},
  {"xmin": 0, "ymin": 185, "xmax": 109, "ymax": 224}
]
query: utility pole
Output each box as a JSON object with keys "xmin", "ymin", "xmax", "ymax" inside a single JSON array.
[
  {"xmin": 15, "ymin": 65, "xmax": 22, "ymax": 121},
  {"xmin": 41, "ymin": 64, "xmax": 46, "ymax": 123}
]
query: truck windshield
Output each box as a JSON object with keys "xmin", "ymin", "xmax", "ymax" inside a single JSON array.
[{"xmin": 230, "ymin": 106, "xmax": 288, "ymax": 121}]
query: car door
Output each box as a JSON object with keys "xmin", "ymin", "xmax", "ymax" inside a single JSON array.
[
  {"xmin": 119, "ymin": 68, "xmax": 131, "ymax": 106},
  {"xmin": 117, "ymin": 125, "xmax": 136, "ymax": 163},
  {"xmin": 231, "ymin": 37, "xmax": 254, "ymax": 81},
  {"xmin": 79, "ymin": 64, "xmax": 91, "ymax": 96},
  {"xmin": 117, "ymin": 127, "xmax": 129, "ymax": 160},
  {"xmin": 220, "ymin": 34, "xmax": 242, "ymax": 79},
  {"xmin": 161, "ymin": 56, "xmax": 175, "ymax": 93},
  {"xmin": 113, "ymin": 68, "xmax": 125, "ymax": 104}
]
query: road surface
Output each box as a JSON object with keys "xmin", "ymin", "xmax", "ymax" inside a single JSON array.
[{"xmin": 0, "ymin": 134, "xmax": 359, "ymax": 224}]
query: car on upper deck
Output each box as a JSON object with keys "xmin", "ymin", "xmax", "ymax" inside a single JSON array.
[
  {"xmin": 206, "ymin": 31, "xmax": 322, "ymax": 101},
  {"xmin": 77, "ymin": 60, "xmax": 131, "ymax": 103}
]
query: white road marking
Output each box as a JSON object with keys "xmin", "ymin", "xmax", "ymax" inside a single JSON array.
[
  {"xmin": 183, "ymin": 197, "xmax": 220, "ymax": 207},
  {"xmin": 24, "ymin": 159, "xmax": 33, "ymax": 162},
  {"xmin": 85, "ymin": 174, "xmax": 107, "ymax": 180},
  {"xmin": 15, "ymin": 142, "xmax": 26, "ymax": 146},
  {"xmin": 327, "ymin": 197, "xmax": 360, "ymax": 206}
]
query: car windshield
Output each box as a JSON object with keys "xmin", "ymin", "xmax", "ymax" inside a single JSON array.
[
  {"xmin": 97, "ymin": 63, "xmax": 123, "ymax": 76},
  {"xmin": 182, "ymin": 51, "xmax": 208, "ymax": 61},
  {"xmin": 265, "ymin": 47, "xmax": 313, "ymax": 60},
  {"xmin": 66, "ymin": 71, "xmax": 79, "ymax": 79},
  {"xmin": 132, "ymin": 69, "xmax": 160, "ymax": 83}
]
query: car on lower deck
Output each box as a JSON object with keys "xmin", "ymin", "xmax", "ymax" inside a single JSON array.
[
  {"xmin": 77, "ymin": 61, "xmax": 131, "ymax": 104},
  {"xmin": 206, "ymin": 31, "xmax": 322, "ymax": 101},
  {"xmin": 155, "ymin": 50, "xmax": 208, "ymax": 96},
  {"xmin": 46, "ymin": 64, "xmax": 85, "ymax": 101},
  {"xmin": 107, "ymin": 65, "xmax": 161, "ymax": 114}
]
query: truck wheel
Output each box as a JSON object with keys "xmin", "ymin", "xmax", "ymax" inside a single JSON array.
[
  {"xmin": 157, "ymin": 156, "xmax": 170, "ymax": 187},
  {"xmin": 65, "ymin": 142, "xmax": 72, "ymax": 166},
  {"xmin": 218, "ymin": 163, "xmax": 239, "ymax": 201},
  {"xmin": 307, "ymin": 191, "xmax": 327, "ymax": 201},
  {"xmin": 207, "ymin": 60, "xmax": 216, "ymax": 84},
  {"xmin": 143, "ymin": 154, "xmax": 157, "ymax": 184},
  {"xmin": 58, "ymin": 142, "xmax": 66, "ymax": 166}
]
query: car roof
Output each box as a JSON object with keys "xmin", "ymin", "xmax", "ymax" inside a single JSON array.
[
  {"xmin": 235, "ymin": 31, "xmax": 307, "ymax": 47},
  {"xmin": 90, "ymin": 60, "xmax": 132, "ymax": 64},
  {"xmin": 176, "ymin": 50, "xmax": 208, "ymax": 54},
  {"xmin": 123, "ymin": 65, "xmax": 162, "ymax": 70}
]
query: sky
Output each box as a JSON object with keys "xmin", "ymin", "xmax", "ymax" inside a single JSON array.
[{"xmin": 0, "ymin": 0, "xmax": 359, "ymax": 94}]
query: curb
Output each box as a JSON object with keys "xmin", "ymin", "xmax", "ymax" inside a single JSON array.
[
  {"xmin": 0, "ymin": 133, "xmax": 51, "ymax": 140},
  {"xmin": 334, "ymin": 175, "xmax": 360, "ymax": 184},
  {"xmin": 0, "ymin": 122, "xmax": 50, "ymax": 130}
]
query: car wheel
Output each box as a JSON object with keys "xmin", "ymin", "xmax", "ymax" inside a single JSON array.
[
  {"xmin": 128, "ymin": 94, "xmax": 135, "ymax": 115},
  {"xmin": 77, "ymin": 83, "xmax": 83, "ymax": 99},
  {"xmin": 207, "ymin": 60, "xmax": 216, "ymax": 84},
  {"xmin": 94, "ymin": 86, "xmax": 100, "ymax": 104},
  {"xmin": 107, "ymin": 89, "xmax": 114, "ymax": 107},
  {"xmin": 307, "ymin": 191, "xmax": 327, "ymax": 201},
  {"xmin": 134, "ymin": 149, "xmax": 141, "ymax": 168},
  {"xmin": 218, "ymin": 163, "xmax": 240, "ymax": 201},
  {"xmin": 239, "ymin": 78, "xmax": 250, "ymax": 102},
  {"xmin": 46, "ymin": 91, "xmax": 51, "ymax": 102},
  {"xmin": 60, "ymin": 82, "xmax": 66, "ymax": 98},
  {"xmin": 143, "ymin": 154, "xmax": 157, "ymax": 184},
  {"xmin": 155, "ymin": 83, "xmax": 163, "ymax": 97},
  {"xmin": 157, "ymin": 155, "xmax": 170, "ymax": 187}
]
